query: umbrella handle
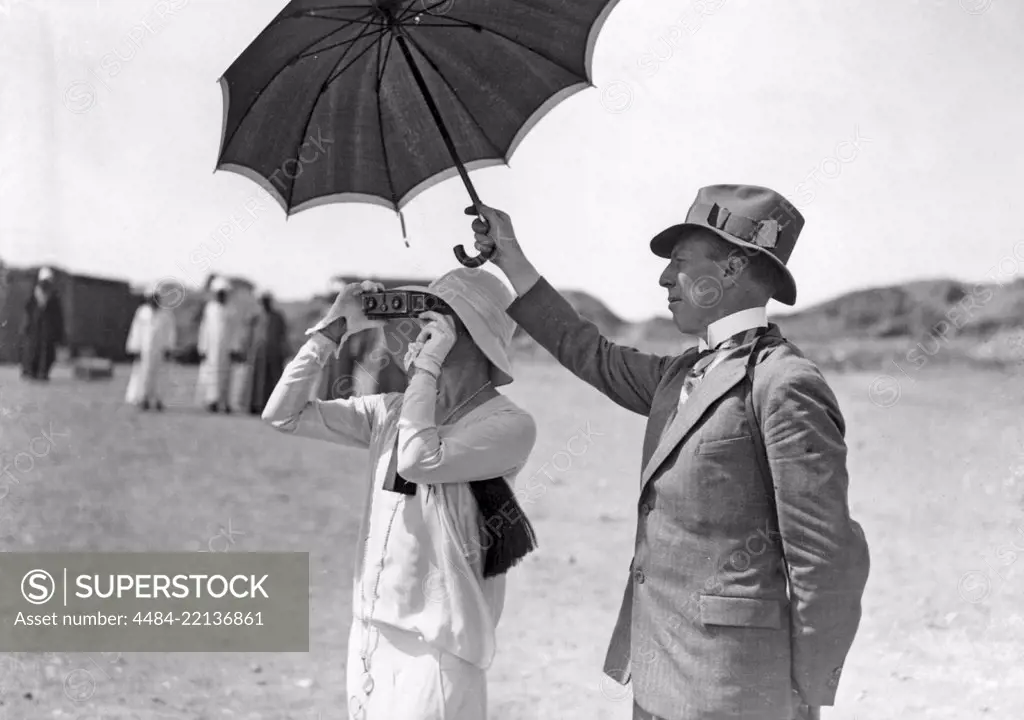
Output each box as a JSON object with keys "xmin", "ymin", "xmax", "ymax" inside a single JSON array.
[{"xmin": 454, "ymin": 212, "xmax": 493, "ymax": 268}]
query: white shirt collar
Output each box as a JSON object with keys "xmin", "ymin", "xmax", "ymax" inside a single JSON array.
[{"xmin": 698, "ymin": 307, "xmax": 768, "ymax": 351}]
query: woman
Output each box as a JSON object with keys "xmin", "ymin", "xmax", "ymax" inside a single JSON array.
[{"xmin": 262, "ymin": 268, "xmax": 538, "ymax": 720}]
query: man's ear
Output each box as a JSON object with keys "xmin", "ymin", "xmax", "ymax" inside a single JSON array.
[{"xmin": 721, "ymin": 253, "xmax": 748, "ymax": 287}]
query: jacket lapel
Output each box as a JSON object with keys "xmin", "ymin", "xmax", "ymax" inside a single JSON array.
[
  {"xmin": 639, "ymin": 352, "xmax": 749, "ymax": 489},
  {"xmin": 640, "ymin": 355, "xmax": 693, "ymax": 469}
]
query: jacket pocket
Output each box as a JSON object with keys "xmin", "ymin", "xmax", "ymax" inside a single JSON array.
[
  {"xmin": 699, "ymin": 594, "xmax": 785, "ymax": 629},
  {"xmin": 696, "ymin": 435, "xmax": 752, "ymax": 455}
]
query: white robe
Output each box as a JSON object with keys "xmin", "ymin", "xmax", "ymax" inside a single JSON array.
[
  {"xmin": 125, "ymin": 304, "xmax": 177, "ymax": 405},
  {"xmin": 194, "ymin": 301, "xmax": 241, "ymax": 406}
]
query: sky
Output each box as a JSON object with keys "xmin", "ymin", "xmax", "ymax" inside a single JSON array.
[{"xmin": 1, "ymin": 0, "xmax": 1022, "ymax": 321}]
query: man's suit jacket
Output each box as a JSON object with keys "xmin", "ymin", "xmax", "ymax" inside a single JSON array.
[{"xmin": 507, "ymin": 279, "xmax": 870, "ymax": 720}]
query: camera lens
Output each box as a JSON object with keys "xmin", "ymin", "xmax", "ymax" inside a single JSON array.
[
  {"xmin": 391, "ymin": 296, "xmax": 403, "ymax": 310},
  {"xmin": 424, "ymin": 296, "xmax": 437, "ymax": 309},
  {"xmin": 365, "ymin": 297, "xmax": 377, "ymax": 309}
]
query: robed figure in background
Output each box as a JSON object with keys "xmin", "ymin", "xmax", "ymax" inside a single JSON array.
[
  {"xmin": 125, "ymin": 284, "xmax": 177, "ymax": 410},
  {"xmin": 247, "ymin": 290, "xmax": 290, "ymax": 415},
  {"xmin": 19, "ymin": 267, "xmax": 65, "ymax": 382},
  {"xmin": 195, "ymin": 276, "xmax": 243, "ymax": 413}
]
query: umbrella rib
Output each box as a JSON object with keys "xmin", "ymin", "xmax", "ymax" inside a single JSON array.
[
  {"xmin": 375, "ymin": 35, "xmax": 400, "ymax": 210},
  {"xmin": 404, "ymin": 0, "xmax": 450, "ymax": 19},
  {"xmin": 222, "ymin": 14, "xmax": 374, "ymax": 156},
  {"xmin": 287, "ymin": 20, "xmax": 387, "ymax": 209},
  {"xmin": 324, "ymin": 27, "xmax": 389, "ymax": 86},
  {"xmin": 291, "ymin": 11, "xmax": 387, "ymax": 28},
  {"xmin": 406, "ymin": 20, "xmax": 482, "ymax": 29},
  {"xmin": 294, "ymin": 34, "xmax": 379, "ymax": 61},
  {"xmin": 445, "ymin": 21, "xmax": 582, "ymax": 81},
  {"xmin": 377, "ymin": 32, "xmax": 396, "ymax": 86},
  {"xmin": 403, "ymin": 34, "xmax": 504, "ymax": 159},
  {"xmin": 293, "ymin": 14, "xmax": 388, "ymax": 63}
]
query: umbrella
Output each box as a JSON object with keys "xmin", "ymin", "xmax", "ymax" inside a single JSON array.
[{"xmin": 216, "ymin": 0, "xmax": 622, "ymax": 267}]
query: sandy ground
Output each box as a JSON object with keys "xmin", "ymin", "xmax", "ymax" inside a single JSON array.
[{"xmin": 0, "ymin": 359, "xmax": 1022, "ymax": 720}]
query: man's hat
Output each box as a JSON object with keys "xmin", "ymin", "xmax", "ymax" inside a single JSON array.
[{"xmin": 650, "ymin": 184, "xmax": 805, "ymax": 305}]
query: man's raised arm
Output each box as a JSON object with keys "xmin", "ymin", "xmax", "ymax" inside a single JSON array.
[{"xmin": 467, "ymin": 205, "xmax": 671, "ymax": 416}]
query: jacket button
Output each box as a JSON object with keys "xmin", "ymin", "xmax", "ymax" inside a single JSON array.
[
  {"xmin": 640, "ymin": 503, "xmax": 652, "ymax": 516},
  {"xmin": 633, "ymin": 568, "xmax": 645, "ymax": 584}
]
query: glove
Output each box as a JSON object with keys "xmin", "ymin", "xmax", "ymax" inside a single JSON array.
[
  {"xmin": 306, "ymin": 280, "xmax": 386, "ymax": 347},
  {"xmin": 409, "ymin": 311, "xmax": 457, "ymax": 378},
  {"xmin": 402, "ymin": 340, "xmax": 425, "ymax": 374}
]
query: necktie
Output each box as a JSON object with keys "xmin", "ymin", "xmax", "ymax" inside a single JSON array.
[
  {"xmin": 681, "ymin": 348, "xmax": 717, "ymax": 398},
  {"xmin": 661, "ymin": 327, "xmax": 766, "ymax": 437}
]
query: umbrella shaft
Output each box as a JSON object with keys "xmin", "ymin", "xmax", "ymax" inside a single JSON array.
[{"xmin": 394, "ymin": 33, "xmax": 482, "ymax": 209}]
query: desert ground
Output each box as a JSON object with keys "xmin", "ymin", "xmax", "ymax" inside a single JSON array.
[{"xmin": 0, "ymin": 359, "xmax": 1022, "ymax": 720}]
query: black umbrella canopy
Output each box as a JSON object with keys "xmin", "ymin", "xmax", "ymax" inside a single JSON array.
[{"xmin": 216, "ymin": 0, "xmax": 622, "ymax": 217}]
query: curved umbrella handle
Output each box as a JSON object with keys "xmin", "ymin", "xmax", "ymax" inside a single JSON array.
[{"xmin": 454, "ymin": 213, "xmax": 493, "ymax": 268}]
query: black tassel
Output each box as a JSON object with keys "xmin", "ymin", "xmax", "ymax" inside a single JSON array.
[{"xmin": 468, "ymin": 478, "xmax": 538, "ymax": 578}]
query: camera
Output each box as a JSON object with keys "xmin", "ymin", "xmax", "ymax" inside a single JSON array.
[{"xmin": 361, "ymin": 290, "xmax": 454, "ymax": 319}]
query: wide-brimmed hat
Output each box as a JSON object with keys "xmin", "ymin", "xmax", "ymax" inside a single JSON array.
[
  {"xmin": 396, "ymin": 268, "xmax": 516, "ymax": 386},
  {"xmin": 649, "ymin": 184, "xmax": 805, "ymax": 305}
]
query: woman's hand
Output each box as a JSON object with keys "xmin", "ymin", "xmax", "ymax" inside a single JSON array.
[
  {"xmin": 409, "ymin": 311, "xmax": 457, "ymax": 378},
  {"xmin": 307, "ymin": 280, "xmax": 386, "ymax": 344}
]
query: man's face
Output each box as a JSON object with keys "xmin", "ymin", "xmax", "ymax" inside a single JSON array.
[{"xmin": 658, "ymin": 230, "xmax": 730, "ymax": 336}]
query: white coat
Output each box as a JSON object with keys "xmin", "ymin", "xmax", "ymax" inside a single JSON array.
[
  {"xmin": 125, "ymin": 303, "xmax": 177, "ymax": 405},
  {"xmin": 194, "ymin": 301, "xmax": 241, "ymax": 406}
]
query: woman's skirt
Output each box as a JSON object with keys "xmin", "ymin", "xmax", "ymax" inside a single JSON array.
[{"xmin": 346, "ymin": 620, "xmax": 487, "ymax": 720}]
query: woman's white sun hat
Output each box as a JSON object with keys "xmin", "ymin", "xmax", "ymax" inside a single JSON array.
[{"xmin": 397, "ymin": 268, "xmax": 517, "ymax": 387}]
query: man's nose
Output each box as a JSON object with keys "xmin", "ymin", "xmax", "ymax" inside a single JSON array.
[{"xmin": 658, "ymin": 266, "xmax": 675, "ymax": 288}]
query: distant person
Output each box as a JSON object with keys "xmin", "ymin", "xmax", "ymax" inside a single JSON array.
[
  {"xmin": 19, "ymin": 266, "xmax": 64, "ymax": 382},
  {"xmin": 263, "ymin": 270, "xmax": 538, "ymax": 720},
  {"xmin": 471, "ymin": 186, "xmax": 871, "ymax": 720},
  {"xmin": 195, "ymin": 276, "xmax": 243, "ymax": 413},
  {"xmin": 124, "ymin": 283, "xmax": 177, "ymax": 411},
  {"xmin": 246, "ymin": 289, "xmax": 290, "ymax": 415}
]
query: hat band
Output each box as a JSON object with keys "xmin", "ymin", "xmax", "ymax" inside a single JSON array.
[{"xmin": 691, "ymin": 202, "xmax": 779, "ymax": 249}]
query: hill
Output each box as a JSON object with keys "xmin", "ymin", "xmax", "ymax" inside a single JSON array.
[{"xmin": 618, "ymin": 277, "xmax": 1024, "ymax": 370}]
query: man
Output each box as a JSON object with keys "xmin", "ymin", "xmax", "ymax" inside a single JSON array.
[
  {"xmin": 469, "ymin": 185, "xmax": 870, "ymax": 720},
  {"xmin": 246, "ymin": 289, "xmax": 290, "ymax": 415},
  {"xmin": 195, "ymin": 275, "xmax": 243, "ymax": 413},
  {"xmin": 125, "ymin": 282, "xmax": 177, "ymax": 411},
  {"xmin": 19, "ymin": 267, "xmax": 64, "ymax": 381}
]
